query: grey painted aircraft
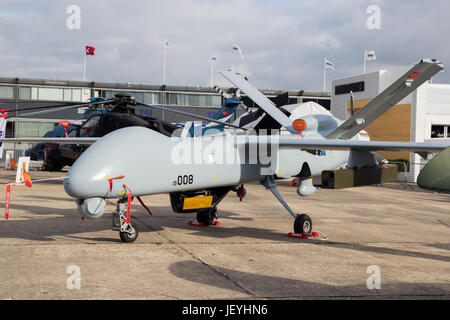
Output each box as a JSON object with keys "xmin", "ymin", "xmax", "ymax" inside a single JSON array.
[{"xmin": 2, "ymin": 59, "xmax": 449, "ymax": 242}]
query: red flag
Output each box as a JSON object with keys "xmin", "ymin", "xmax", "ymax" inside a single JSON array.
[
  {"xmin": 85, "ymin": 46, "xmax": 95, "ymax": 55},
  {"xmin": 0, "ymin": 108, "xmax": 8, "ymax": 118}
]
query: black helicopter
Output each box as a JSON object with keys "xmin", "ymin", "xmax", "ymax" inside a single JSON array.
[
  {"xmin": 20, "ymin": 90, "xmax": 289, "ymax": 171},
  {"xmin": 24, "ymin": 93, "xmax": 179, "ymax": 171}
]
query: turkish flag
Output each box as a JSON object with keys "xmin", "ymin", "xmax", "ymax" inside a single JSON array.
[
  {"xmin": 0, "ymin": 108, "xmax": 8, "ymax": 118},
  {"xmin": 85, "ymin": 46, "xmax": 95, "ymax": 55}
]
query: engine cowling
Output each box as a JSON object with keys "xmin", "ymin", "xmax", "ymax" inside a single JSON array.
[{"xmin": 76, "ymin": 197, "xmax": 106, "ymax": 219}]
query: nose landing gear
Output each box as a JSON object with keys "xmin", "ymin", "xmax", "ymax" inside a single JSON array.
[{"xmin": 112, "ymin": 198, "xmax": 139, "ymax": 243}]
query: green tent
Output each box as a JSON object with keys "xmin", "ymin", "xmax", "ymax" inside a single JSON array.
[{"xmin": 417, "ymin": 147, "xmax": 450, "ymax": 192}]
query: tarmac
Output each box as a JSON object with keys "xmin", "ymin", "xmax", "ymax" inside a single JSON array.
[{"xmin": 0, "ymin": 168, "xmax": 449, "ymax": 300}]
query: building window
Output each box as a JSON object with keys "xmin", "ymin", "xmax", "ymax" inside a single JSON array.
[
  {"xmin": 168, "ymin": 93, "xmax": 177, "ymax": 105},
  {"xmin": 211, "ymin": 95, "xmax": 221, "ymax": 106},
  {"xmin": 188, "ymin": 94, "xmax": 200, "ymax": 106},
  {"xmin": 72, "ymin": 89, "xmax": 82, "ymax": 102},
  {"xmin": 38, "ymin": 88, "xmax": 63, "ymax": 101},
  {"xmin": 81, "ymin": 89, "xmax": 91, "ymax": 102},
  {"xmin": 0, "ymin": 86, "xmax": 14, "ymax": 99},
  {"xmin": 31, "ymin": 87, "xmax": 38, "ymax": 100},
  {"xmin": 19, "ymin": 87, "xmax": 32, "ymax": 100},
  {"xmin": 198, "ymin": 95, "xmax": 209, "ymax": 106},
  {"xmin": 167, "ymin": 93, "xmax": 221, "ymax": 107},
  {"xmin": 335, "ymin": 81, "xmax": 365, "ymax": 95},
  {"xmin": 154, "ymin": 93, "xmax": 161, "ymax": 104},
  {"xmin": 144, "ymin": 92, "xmax": 161, "ymax": 104},
  {"xmin": 16, "ymin": 121, "xmax": 58, "ymax": 137},
  {"xmin": 431, "ymin": 125, "xmax": 448, "ymax": 138},
  {"xmin": 103, "ymin": 90, "xmax": 115, "ymax": 100},
  {"xmin": 19, "ymin": 87, "xmax": 83, "ymax": 102},
  {"xmin": 144, "ymin": 93, "xmax": 153, "ymax": 104},
  {"xmin": 131, "ymin": 92, "xmax": 144, "ymax": 103},
  {"xmin": 63, "ymin": 89, "xmax": 72, "ymax": 101}
]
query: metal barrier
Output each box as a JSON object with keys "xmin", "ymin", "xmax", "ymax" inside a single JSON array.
[{"xmin": 387, "ymin": 160, "xmax": 428, "ymax": 190}]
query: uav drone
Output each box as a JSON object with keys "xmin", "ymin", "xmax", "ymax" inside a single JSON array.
[{"xmin": 2, "ymin": 59, "xmax": 449, "ymax": 243}]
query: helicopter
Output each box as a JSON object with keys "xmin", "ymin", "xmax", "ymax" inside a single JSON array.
[{"xmin": 20, "ymin": 92, "xmax": 238, "ymax": 171}]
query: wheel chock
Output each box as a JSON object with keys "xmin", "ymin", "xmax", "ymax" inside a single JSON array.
[
  {"xmin": 188, "ymin": 220, "xmax": 221, "ymax": 227},
  {"xmin": 288, "ymin": 232, "xmax": 318, "ymax": 239}
]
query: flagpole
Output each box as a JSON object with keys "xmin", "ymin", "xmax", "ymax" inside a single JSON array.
[
  {"xmin": 210, "ymin": 57, "xmax": 215, "ymax": 87},
  {"xmin": 83, "ymin": 46, "xmax": 86, "ymax": 81},
  {"xmin": 363, "ymin": 49, "xmax": 366, "ymax": 74},
  {"xmin": 323, "ymin": 58, "xmax": 326, "ymax": 92},
  {"xmin": 163, "ymin": 41, "xmax": 166, "ymax": 85},
  {"xmin": 231, "ymin": 50, "xmax": 234, "ymax": 73}
]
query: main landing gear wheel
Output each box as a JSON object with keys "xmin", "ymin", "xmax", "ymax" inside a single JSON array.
[
  {"xmin": 294, "ymin": 214, "xmax": 312, "ymax": 234},
  {"xmin": 119, "ymin": 222, "xmax": 139, "ymax": 243},
  {"xmin": 196, "ymin": 207, "xmax": 217, "ymax": 226}
]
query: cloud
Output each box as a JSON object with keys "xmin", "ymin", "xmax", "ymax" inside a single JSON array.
[{"xmin": 0, "ymin": 0, "xmax": 449, "ymax": 90}]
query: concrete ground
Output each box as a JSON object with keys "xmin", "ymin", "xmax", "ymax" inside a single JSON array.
[{"xmin": 0, "ymin": 169, "xmax": 449, "ymax": 300}]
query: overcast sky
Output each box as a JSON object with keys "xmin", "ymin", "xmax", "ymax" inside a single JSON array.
[{"xmin": 0, "ymin": 0, "xmax": 449, "ymax": 91}]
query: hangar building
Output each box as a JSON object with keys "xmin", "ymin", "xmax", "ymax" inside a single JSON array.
[
  {"xmin": 331, "ymin": 66, "xmax": 450, "ymax": 182},
  {"xmin": 0, "ymin": 77, "xmax": 330, "ymax": 140}
]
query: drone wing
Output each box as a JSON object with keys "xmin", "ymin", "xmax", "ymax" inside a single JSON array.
[
  {"xmin": 239, "ymin": 135, "xmax": 450, "ymax": 153},
  {"xmin": 327, "ymin": 59, "xmax": 443, "ymax": 139}
]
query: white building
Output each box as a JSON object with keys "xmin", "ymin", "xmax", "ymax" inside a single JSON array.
[{"xmin": 331, "ymin": 66, "xmax": 450, "ymax": 182}]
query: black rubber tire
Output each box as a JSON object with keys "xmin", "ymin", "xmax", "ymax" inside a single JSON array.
[
  {"xmin": 294, "ymin": 214, "xmax": 312, "ymax": 234},
  {"xmin": 196, "ymin": 207, "xmax": 217, "ymax": 226},
  {"xmin": 119, "ymin": 222, "xmax": 139, "ymax": 243}
]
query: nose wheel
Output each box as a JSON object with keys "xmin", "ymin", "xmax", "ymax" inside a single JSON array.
[
  {"xmin": 119, "ymin": 222, "xmax": 139, "ymax": 243},
  {"xmin": 113, "ymin": 198, "xmax": 139, "ymax": 243}
]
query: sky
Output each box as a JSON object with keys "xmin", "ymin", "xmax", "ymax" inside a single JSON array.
[{"xmin": 0, "ymin": 0, "xmax": 449, "ymax": 91}]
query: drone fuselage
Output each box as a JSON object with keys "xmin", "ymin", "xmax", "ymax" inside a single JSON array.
[{"xmin": 63, "ymin": 124, "xmax": 350, "ymax": 218}]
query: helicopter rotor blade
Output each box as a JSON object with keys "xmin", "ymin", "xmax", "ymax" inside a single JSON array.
[
  {"xmin": 136, "ymin": 102, "xmax": 244, "ymax": 130},
  {"xmin": 3, "ymin": 101, "xmax": 93, "ymax": 114},
  {"xmin": 9, "ymin": 99, "xmax": 115, "ymax": 117}
]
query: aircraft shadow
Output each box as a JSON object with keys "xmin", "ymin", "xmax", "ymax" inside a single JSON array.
[
  {"xmin": 169, "ymin": 260, "xmax": 449, "ymax": 299},
  {"xmin": 0, "ymin": 203, "xmax": 449, "ymax": 263}
]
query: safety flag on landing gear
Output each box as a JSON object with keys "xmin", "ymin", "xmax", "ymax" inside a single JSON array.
[{"xmin": 0, "ymin": 108, "xmax": 8, "ymax": 158}]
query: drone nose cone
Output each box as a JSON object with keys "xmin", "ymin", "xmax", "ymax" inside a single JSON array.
[
  {"xmin": 63, "ymin": 126, "xmax": 170, "ymax": 199},
  {"xmin": 64, "ymin": 162, "xmax": 110, "ymax": 199},
  {"xmin": 63, "ymin": 138, "xmax": 121, "ymax": 199}
]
